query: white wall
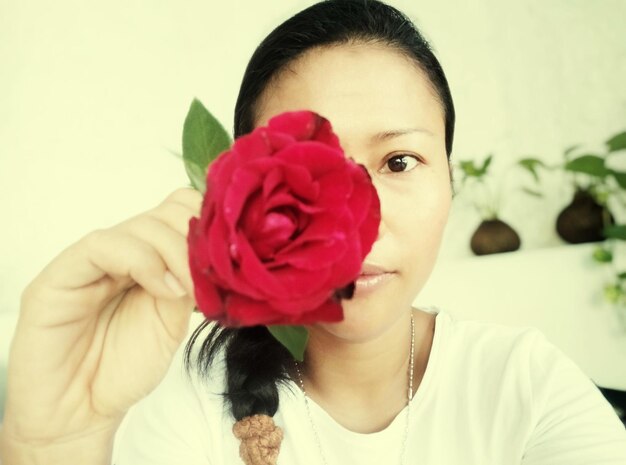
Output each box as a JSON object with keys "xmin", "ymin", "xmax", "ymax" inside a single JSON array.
[{"xmin": 1, "ymin": 1, "xmax": 625, "ymax": 384}]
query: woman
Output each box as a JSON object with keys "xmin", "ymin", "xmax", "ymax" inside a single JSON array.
[{"xmin": 2, "ymin": 1, "xmax": 625, "ymax": 464}]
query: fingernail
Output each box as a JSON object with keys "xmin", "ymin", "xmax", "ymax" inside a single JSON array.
[{"xmin": 164, "ymin": 271, "xmax": 187, "ymax": 297}]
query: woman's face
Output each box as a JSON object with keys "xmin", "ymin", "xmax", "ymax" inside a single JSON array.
[{"xmin": 254, "ymin": 43, "xmax": 452, "ymax": 342}]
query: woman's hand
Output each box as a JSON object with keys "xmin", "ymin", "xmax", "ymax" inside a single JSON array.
[{"xmin": 1, "ymin": 187, "xmax": 202, "ymax": 448}]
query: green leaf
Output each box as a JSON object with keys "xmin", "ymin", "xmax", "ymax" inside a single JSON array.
[
  {"xmin": 618, "ymin": 272, "xmax": 626, "ymax": 281},
  {"xmin": 481, "ymin": 154, "xmax": 493, "ymax": 173},
  {"xmin": 603, "ymin": 224, "xmax": 626, "ymax": 240},
  {"xmin": 267, "ymin": 325, "xmax": 309, "ymax": 361},
  {"xmin": 184, "ymin": 160, "xmax": 208, "ymax": 194},
  {"xmin": 458, "ymin": 155, "xmax": 492, "ymax": 179},
  {"xmin": 521, "ymin": 186, "xmax": 543, "ymax": 197},
  {"xmin": 166, "ymin": 148, "xmax": 182, "ymax": 159},
  {"xmin": 459, "ymin": 160, "xmax": 480, "ymax": 177},
  {"xmin": 606, "ymin": 131, "xmax": 626, "ymax": 152},
  {"xmin": 182, "ymin": 98, "xmax": 233, "ymax": 194},
  {"xmin": 563, "ymin": 144, "xmax": 581, "ymax": 160},
  {"xmin": 517, "ymin": 158, "xmax": 546, "ymax": 183},
  {"xmin": 592, "ymin": 246, "xmax": 613, "ymax": 263},
  {"xmin": 603, "ymin": 284, "xmax": 621, "ymax": 304},
  {"xmin": 564, "ymin": 154, "xmax": 610, "ymax": 178},
  {"xmin": 609, "ymin": 170, "xmax": 626, "ymax": 189}
]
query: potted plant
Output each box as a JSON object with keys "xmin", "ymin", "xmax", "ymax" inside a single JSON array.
[
  {"xmin": 455, "ymin": 154, "xmax": 522, "ymax": 255},
  {"xmin": 517, "ymin": 130, "xmax": 626, "ymax": 244}
]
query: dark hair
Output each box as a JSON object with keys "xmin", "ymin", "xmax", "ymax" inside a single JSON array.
[{"xmin": 184, "ymin": 0, "xmax": 455, "ymax": 423}]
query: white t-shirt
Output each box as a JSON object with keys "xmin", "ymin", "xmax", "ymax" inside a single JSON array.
[{"xmin": 111, "ymin": 306, "xmax": 626, "ymax": 464}]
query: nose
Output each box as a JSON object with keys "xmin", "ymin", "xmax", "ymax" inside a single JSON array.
[
  {"xmin": 357, "ymin": 162, "xmax": 386, "ymax": 242},
  {"xmin": 372, "ymin": 185, "xmax": 387, "ymax": 243},
  {"xmin": 375, "ymin": 213, "xmax": 387, "ymax": 242}
]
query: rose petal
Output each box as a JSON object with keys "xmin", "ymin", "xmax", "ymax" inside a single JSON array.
[
  {"xmin": 207, "ymin": 150, "xmax": 237, "ymax": 191},
  {"xmin": 263, "ymin": 188, "xmax": 323, "ymax": 215},
  {"xmin": 277, "ymin": 209, "xmax": 345, "ymax": 255},
  {"xmin": 316, "ymin": 167, "xmax": 354, "ymax": 204},
  {"xmin": 236, "ymin": 230, "xmax": 286, "ymax": 296},
  {"xmin": 207, "ymin": 209, "xmax": 235, "ymax": 282},
  {"xmin": 231, "ymin": 127, "xmax": 274, "ymax": 160},
  {"xmin": 267, "ymin": 110, "xmax": 322, "ymax": 142},
  {"xmin": 188, "ymin": 214, "xmax": 210, "ymax": 269},
  {"xmin": 250, "ymin": 210, "xmax": 298, "ymax": 259},
  {"xmin": 284, "ymin": 298, "xmax": 344, "ymax": 324},
  {"xmin": 240, "ymin": 190, "xmax": 265, "ymax": 236},
  {"xmin": 265, "ymin": 287, "xmax": 332, "ymax": 314},
  {"xmin": 225, "ymin": 293, "xmax": 286, "ymax": 326},
  {"xmin": 272, "ymin": 235, "xmax": 347, "ymax": 271},
  {"xmin": 346, "ymin": 163, "xmax": 374, "ymax": 225},
  {"xmin": 275, "ymin": 142, "xmax": 345, "ymax": 178},
  {"xmin": 326, "ymin": 232, "xmax": 363, "ymax": 286},
  {"xmin": 279, "ymin": 163, "xmax": 319, "ymax": 201},
  {"xmin": 262, "ymin": 167, "xmax": 284, "ymax": 200},
  {"xmin": 223, "ymin": 168, "xmax": 263, "ymax": 229},
  {"xmin": 357, "ymin": 188, "xmax": 381, "ymax": 259},
  {"xmin": 265, "ymin": 130, "xmax": 295, "ymax": 152},
  {"xmin": 269, "ymin": 264, "xmax": 332, "ymax": 300},
  {"xmin": 310, "ymin": 115, "xmax": 343, "ymax": 150},
  {"xmin": 192, "ymin": 273, "xmax": 224, "ymax": 319},
  {"xmin": 267, "ymin": 110, "xmax": 342, "ymax": 151},
  {"xmin": 259, "ymin": 210, "xmax": 297, "ymax": 241}
]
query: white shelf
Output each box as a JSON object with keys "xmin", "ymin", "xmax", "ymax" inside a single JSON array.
[{"xmin": 415, "ymin": 242, "xmax": 626, "ymax": 390}]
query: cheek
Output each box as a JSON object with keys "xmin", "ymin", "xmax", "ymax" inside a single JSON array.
[{"xmin": 381, "ymin": 174, "xmax": 452, "ymax": 236}]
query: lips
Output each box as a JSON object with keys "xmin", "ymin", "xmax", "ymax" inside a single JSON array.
[
  {"xmin": 354, "ymin": 266, "xmax": 396, "ymax": 296},
  {"xmin": 359, "ymin": 263, "xmax": 393, "ymax": 276}
]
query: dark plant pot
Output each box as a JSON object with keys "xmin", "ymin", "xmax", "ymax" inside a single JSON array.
[
  {"xmin": 556, "ymin": 188, "xmax": 615, "ymax": 244},
  {"xmin": 470, "ymin": 219, "xmax": 521, "ymax": 255}
]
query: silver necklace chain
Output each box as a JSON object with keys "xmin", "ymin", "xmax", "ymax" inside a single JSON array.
[{"xmin": 293, "ymin": 312, "xmax": 415, "ymax": 465}]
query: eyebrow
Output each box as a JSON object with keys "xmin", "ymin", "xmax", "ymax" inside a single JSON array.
[{"xmin": 370, "ymin": 127, "xmax": 433, "ymax": 142}]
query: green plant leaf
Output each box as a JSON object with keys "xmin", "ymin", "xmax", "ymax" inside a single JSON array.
[
  {"xmin": 604, "ymin": 283, "xmax": 622, "ymax": 304},
  {"xmin": 182, "ymin": 98, "xmax": 233, "ymax": 194},
  {"xmin": 618, "ymin": 272, "xmax": 626, "ymax": 281},
  {"xmin": 517, "ymin": 158, "xmax": 546, "ymax": 183},
  {"xmin": 564, "ymin": 154, "xmax": 610, "ymax": 178},
  {"xmin": 481, "ymin": 154, "xmax": 493, "ymax": 173},
  {"xmin": 184, "ymin": 160, "xmax": 208, "ymax": 194},
  {"xmin": 166, "ymin": 148, "xmax": 183, "ymax": 159},
  {"xmin": 459, "ymin": 160, "xmax": 480, "ymax": 177},
  {"xmin": 458, "ymin": 155, "xmax": 492, "ymax": 179},
  {"xmin": 563, "ymin": 144, "xmax": 581, "ymax": 161},
  {"xmin": 609, "ymin": 170, "xmax": 626, "ymax": 189},
  {"xmin": 521, "ymin": 186, "xmax": 543, "ymax": 197},
  {"xmin": 267, "ymin": 325, "xmax": 309, "ymax": 361},
  {"xmin": 592, "ymin": 246, "xmax": 613, "ymax": 263},
  {"xmin": 603, "ymin": 224, "xmax": 626, "ymax": 240},
  {"xmin": 606, "ymin": 131, "xmax": 626, "ymax": 152}
]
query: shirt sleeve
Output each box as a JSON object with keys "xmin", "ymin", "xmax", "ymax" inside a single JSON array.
[
  {"xmin": 520, "ymin": 329, "xmax": 626, "ymax": 464},
  {"xmin": 111, "ymin": 345, "xmax": 214, "ymax": 465}
]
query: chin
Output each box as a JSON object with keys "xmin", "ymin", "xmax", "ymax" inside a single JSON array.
[{"xmin": 312, "ymin": 294, "xmax": 406, "ymax": 343}]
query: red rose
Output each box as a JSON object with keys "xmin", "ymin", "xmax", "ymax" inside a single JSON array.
[{"xmin": 187, "ymin": 110, "xmax": 380, "ymax": 326}]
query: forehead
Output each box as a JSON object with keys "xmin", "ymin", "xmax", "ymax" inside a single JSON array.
[{"xmin": 254, "ymin": 44, "xmax": 444, "ymax": 143}]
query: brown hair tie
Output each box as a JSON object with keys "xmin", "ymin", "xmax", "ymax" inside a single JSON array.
[{"xmin": 232, "ymin": 414, "xmax": 284, "ymax": 465}]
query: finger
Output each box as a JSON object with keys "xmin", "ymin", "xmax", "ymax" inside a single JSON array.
[
  {"xmin": 162, "ymin": 187, "xmax": 203, "ymax": 214},
  {"xmin": 84, "ymin": 229, "xmax": 184, "ymax": 301},
  {"xmin": 123, "ymin": 214, "xmax": 194, "ymax": 297},
  {"xmin": 146, "ymin": 199, "xmax": 198, "ymax": 238}
]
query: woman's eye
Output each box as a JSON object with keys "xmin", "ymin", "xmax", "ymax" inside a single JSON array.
[{"xmin": 381, "ymin": 154, "xmax": 421, "ymax": 173}]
